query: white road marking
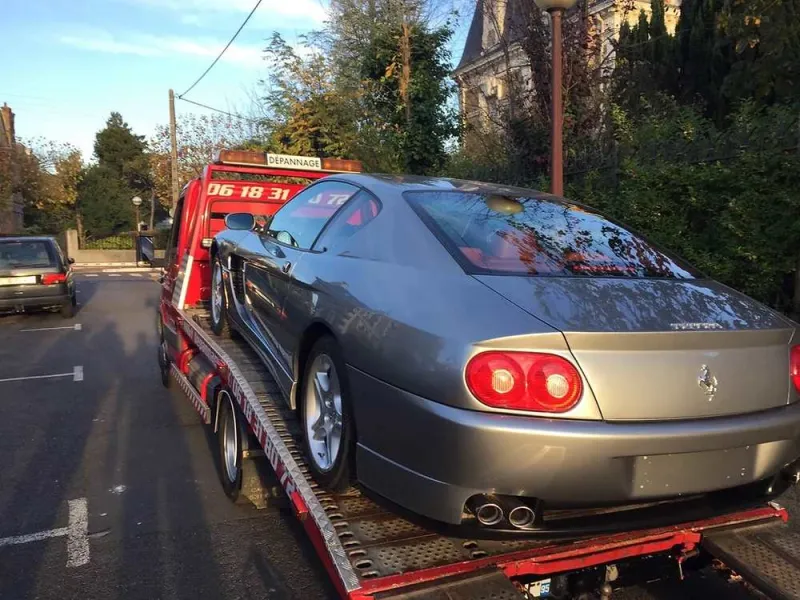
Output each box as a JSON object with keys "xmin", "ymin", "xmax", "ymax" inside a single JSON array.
[
  {"xmin": 84, "ymin": 274, "xmax": 99, "ymax": 277},
  {"xmin": 0, "ymin": 366, "xmax": 83, "ymax": 384},
  {"xmin": 0, "ymin": 498, "xmax": 90, "ymax": 568},
  {"xmin": 108, "ymin": 274, "xmax": 121, "ymax": 277},
  {"xmin": 66, "ymin": 498, "xmax": 90, "ymax": 567},
  {"xmin": 19, "ymin": 323, "xmax": 81, "ymax": 333},
  {"xmin": 130, "ymin": 273, "xmax": 142, "ymax": 277}
]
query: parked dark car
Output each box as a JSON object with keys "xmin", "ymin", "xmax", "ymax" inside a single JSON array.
[
  {"xmin": 208, "ymin": 175, "xmax": 800, "ymax": 531},
  {"xmin": 0, "ymin": 236, "xmax": 76, "ymax": 318}
]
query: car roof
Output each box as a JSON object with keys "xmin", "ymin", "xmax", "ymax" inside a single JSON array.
[
  {"xmin": 328, "ymin": 173, "xmax": 556, "ymax": 201},
  {"xmin": 0, "ymin": 235, "xmax": 56, "ymax": 243}
]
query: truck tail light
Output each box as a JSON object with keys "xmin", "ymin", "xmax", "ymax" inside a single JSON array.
[
  {"xmin": 41, "ymin": 273, "xmax": 67, "ymax": 285},
  {"xmin": 791, "ymin": 346, "xmax": 800, "ymax": 393},
  {"xmin": 466, "ymin": 351, "xmax": 582, "ymax": 413}
]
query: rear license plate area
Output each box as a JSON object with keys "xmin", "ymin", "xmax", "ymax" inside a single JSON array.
[
  {"xmin": 632, "ymin": 445, "xmax": 758, "ymax": 497},
  {"xmin": 0, "ymin": 276, "xmax": 37, "ymax": 286}
]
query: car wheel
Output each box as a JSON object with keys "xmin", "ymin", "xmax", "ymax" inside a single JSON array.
[
  {"xmin": 301, "ymin": 337, "xmax": 355, "ymax": 491},
  {"xmin": 157, "ymin": 317, "xmax": 171, "ymax": 389},
  {"xmin": 210, "ymin": 257, "xmax": 232, "ymax": 338},
  {"xmin": 217, "ymin": 390, "xmax": 248, "ymax": 504},
  {"xmin": 60, "ymin": 296, "xmax": 75, "ymax": 319}
]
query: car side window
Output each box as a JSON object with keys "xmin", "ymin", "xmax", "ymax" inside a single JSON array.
[
  {"xmin": 312, "ymin": 192, "xmax": 381, "ymax": 252},
  {"xmin": 266, "ymin": 181, "xmax": 359, "ymax": 250}
]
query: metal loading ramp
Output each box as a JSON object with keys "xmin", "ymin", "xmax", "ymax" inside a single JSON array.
[{"xmin": 703, "ymin": 518, "xmax": 800, "ymax": 600}]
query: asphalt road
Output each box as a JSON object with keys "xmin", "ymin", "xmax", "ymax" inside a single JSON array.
[
  {"xmin": 0, "ymin": 272, "xmax": 795, "ymax": 600},
  {"xmin": 0, "ymin": 273, "xmax": 337, "ymax": 600}
]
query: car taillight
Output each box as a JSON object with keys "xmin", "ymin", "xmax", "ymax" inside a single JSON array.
[
  {"xmin": 791, "ymin": 346, "xmax": 800, "ymax": 393},
  {"xmin": 41, "ymin": 273, "xmax": 67, "ymax": 285},
  {"xmin": 466, "ymin": 351, "xmax": 583, "ymax": 413}
]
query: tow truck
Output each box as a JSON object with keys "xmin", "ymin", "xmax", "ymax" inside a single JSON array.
[{"xmin": 157, "ymin": 150, "xmax": 800, "ymax": 600}]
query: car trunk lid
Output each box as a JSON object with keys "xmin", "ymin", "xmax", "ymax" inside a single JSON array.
[{"xmin": 475, "ymin": 275, "xmax": 796, "ymax": 421}]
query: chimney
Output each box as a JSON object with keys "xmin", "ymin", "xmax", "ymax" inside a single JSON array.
[{"xmin": 1, "ymin": 103, "xmax": 15, "ymax": 147}]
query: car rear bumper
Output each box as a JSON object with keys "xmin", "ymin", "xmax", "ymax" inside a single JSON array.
[
  {"xmin": 349, "ymin": 366, "xmax": 800, "ymax": 525},
  {"xmin": 0, "ymin": 285, "xmax": 70, "ymax": 311}
]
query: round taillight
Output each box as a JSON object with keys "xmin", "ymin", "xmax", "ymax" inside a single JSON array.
[
  {"xmin": 791, "ymin": 345, "xmax": 800, "ymax": 393},
  {"xmin": 465, "ymin": 352, "xmax": 525, "ymax": 407},
  {"xmin": 466, "ymin": 351, "xmax": 583, "ymax": 413}
]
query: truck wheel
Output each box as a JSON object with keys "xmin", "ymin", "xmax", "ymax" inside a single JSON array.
[
  {"xmin": 300, "ymin": 336, "xmax": 355, "ymax": 492},
  {"xmin": 218, "ymin": 390, "xmax": 249, "ymax": 504},
  {"xmin": 157, "ymin": 317, "xmax": 171, "ymax": 389},
  {"xmin": 210, "ymin": 258, "xmax": 232, "ymax": 338}
]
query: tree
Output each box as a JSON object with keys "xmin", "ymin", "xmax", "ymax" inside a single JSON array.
[
  {"xmin": 94, "ymin": 112, "xmax": 146, "ymax": 178},
  {"xmin": 23, "ymin": 141, "xmax": 84, "ymax": 236},
  {"xmin": 150, "ymin": 112, "xmax": 262, "ymax": 217},
  {"xmin": 77, "ymin": 165, "xmax": 136, "ymax": 237}
]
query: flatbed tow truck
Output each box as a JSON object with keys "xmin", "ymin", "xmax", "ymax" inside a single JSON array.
[{"xmin": 157, "ymin": 150, "xmax": 800, "ymax": 600}]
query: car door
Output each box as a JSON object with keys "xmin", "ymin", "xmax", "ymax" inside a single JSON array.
[{"xmin": 242, "ymin": 180, "xmax": 360, "ymax": 385}]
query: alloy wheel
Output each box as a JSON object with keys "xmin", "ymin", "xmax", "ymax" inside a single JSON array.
[{"xmin": 304, "ymin": 354, "xmax": 343, "ymax": 472}]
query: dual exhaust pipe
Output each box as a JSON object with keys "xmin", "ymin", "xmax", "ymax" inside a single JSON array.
[{"xmin": 467, "ymin": 494, "xmax": 537, "ymax": 530}]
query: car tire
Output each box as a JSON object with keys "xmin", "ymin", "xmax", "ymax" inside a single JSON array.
[
  {"xmin": 210, "ymin": 257, "xmax": 233, "ymax": 338},
  {"xmin": 217, "ymin": 389, "xmax": 249, "ymax": 504},
  {"xmin": 60, "ymin": 295, "xmax": 76, "ymax": 319},
  {"xmin": 300, "ymin": 336, "xmax": 356, "ymax": 492}
]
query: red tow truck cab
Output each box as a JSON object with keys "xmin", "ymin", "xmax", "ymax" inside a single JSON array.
[{"xmin": 161, "ymin": 150, "xmax": 362, "ymax": 311}]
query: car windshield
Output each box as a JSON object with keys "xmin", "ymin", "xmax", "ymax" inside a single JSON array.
[
  {"xmin": 0, "ymin": 240, "xmax": 57, "ymax": 269},
  {"xmin": 405, "ymin": 191, "xmax": 697, "ymax": 279}
]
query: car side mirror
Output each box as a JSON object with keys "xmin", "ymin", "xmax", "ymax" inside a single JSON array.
[
  {"xmin": 68, "ymin": 257, "xmax": 75, "ymax": 264},
  {"xmin": 225, "ymin": 213, "xmax": 255, "ymax": 231}
]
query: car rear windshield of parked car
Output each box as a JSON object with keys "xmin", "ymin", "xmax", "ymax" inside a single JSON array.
[
  {"xmin": 404, "ymin": 191, "xmax": 698, "ymax": 278},
  {"xmin": 0, "ymin": 240, "xmax": 57, "ymax": 270}
]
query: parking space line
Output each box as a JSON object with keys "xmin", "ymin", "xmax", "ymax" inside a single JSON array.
[
  {"xmin": 108, "ymin": 274, "xmax": 121, "ymax": 277},
  {"xmin": 0, "ymin": 498, "xmax": 90, "ymax": 568},
  {"xmin": 0, "ymin": 366, "xmax": 83, "ymax": 384},
  {"xmin": 84, "ymin": 274, "xmax": 99, "ymax": 277},
  {"xmin": 20, "ymin": 323, "xmax": 82, "ymax": 332}
]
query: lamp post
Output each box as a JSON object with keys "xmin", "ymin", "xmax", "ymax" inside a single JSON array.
[
  {"xmin": 131, "ymin": 196, "xmax": 143, "ymax": 232},
  {"xmin": 534, "ymin": 0, "xmax": 577, "ymax": 197}
]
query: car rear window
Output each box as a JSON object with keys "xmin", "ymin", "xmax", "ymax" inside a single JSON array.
[
  {"xmin": 0, "ymin": 240, "xmax": 57, "ymax": 269},
  {"xmin": 404, "ymin": 191, "xmax": 697, "ymax": 278}
]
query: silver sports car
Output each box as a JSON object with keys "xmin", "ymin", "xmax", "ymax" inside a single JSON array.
[{"xmin": 210, "ymin": 174, "xmax": 800, "ymax": 530}]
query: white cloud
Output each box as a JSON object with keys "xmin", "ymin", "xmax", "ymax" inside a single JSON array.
[
  {"xmin": 124, "ymin": 0, "xmax": 327, "ymax": 24},
  {"xmin": 59, "ymin": 31, "xmax": 263, "ymax": 67}
]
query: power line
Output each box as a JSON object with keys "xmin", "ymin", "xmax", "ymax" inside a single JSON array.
[
  {"xmin": 178, "ymin": 0, "xmax": 264, "ymax": 98},
  {"xmin": 177, "ymin": 96, "xmax": 262, "ymax": 123}
]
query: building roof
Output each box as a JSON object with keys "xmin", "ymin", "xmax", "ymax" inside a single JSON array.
[{"xmin": 454, "ymin": 0, "xmax": 527, "ymax": 73}]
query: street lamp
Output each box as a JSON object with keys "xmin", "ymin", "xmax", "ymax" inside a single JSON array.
[
  {"xmin": 131, "ymin": 196, "xmax": 143, "ymax": 232},
  {"xmin": 534, "ymin": 0, "xmax": 577, "ymax": 197}
]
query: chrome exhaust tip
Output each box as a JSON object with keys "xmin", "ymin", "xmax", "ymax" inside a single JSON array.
[
  {"xmin": 467, "ymin": 495, "xmax": 504, "ymax": 526},
  {"xmin": 508, "ymin": 505, "xmax": 536, "ymax": 529}
]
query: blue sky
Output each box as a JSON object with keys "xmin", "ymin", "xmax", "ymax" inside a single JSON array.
[{"xmin": 1, "ymin": 0, "xmax": 471, "ymax": 161}]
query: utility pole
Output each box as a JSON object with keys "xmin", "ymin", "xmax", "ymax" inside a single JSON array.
[{"xmin": 168, "ymin": 89, "xmax": 179, "ymax": 209}]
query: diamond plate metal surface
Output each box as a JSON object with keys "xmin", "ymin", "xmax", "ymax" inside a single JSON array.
[{"xmin": 703, "ymin": 521, "xmax": 800, "ymax": 600}]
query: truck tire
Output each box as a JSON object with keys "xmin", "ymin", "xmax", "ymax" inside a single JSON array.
[
  {"xmin": 157, "ymin": 316, "xmax": 171, "ymax": 389},
  {"xmin": 217, "ymin": 389, "xmax": 249, "ymax": 504},
  {"xmin": 300, "ymin": 336, "xmax": 356, "ymax": 492},
  {"xmin": 210, "ymin": 257, "xmax": 233, "ymax": 338}
]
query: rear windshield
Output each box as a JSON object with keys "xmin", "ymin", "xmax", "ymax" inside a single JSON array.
[
  {"xmin": 0, "ymin": 240, "xmax": 57, "ymax": 269},
  {"xmin": 404, "ymin": 191, "xmax": 697, "ymax": 278}
]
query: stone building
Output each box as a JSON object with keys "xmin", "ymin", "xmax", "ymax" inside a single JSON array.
[
  {"xmin": 0, "ymin": 103, "xmax": 25, "ymax": 233},
  {"xmin": 453, "ymin": 0, "xmax": 681, "ymax": 132}
]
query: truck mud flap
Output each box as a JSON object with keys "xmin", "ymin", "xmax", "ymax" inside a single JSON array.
[
  {"xmin": 372, "ymin": 569, "xmax": 524, "ymax": 599},
  {"xmin": 702, "ymin": 518, "xmax": 800, "ymax": 600}
]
